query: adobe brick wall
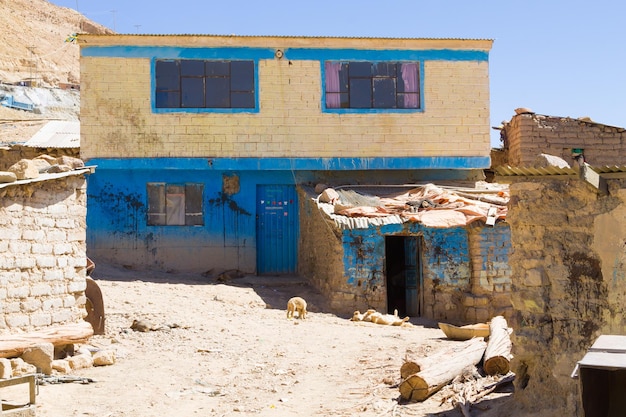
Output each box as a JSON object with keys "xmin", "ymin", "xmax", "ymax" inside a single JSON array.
[
  {"xmin": 78, "ymin": 35, "xmax": 492, "ymax": 161},
  {"xmin": 501, "ymin": 113, "xmax": 626, "ymax": 167},
  {"xmin": 505, "ymin": 177, "xmax": 626, "ymax": 416},
  {"xmin": 0, "ymin": 175, "xmax": 89, "ymax": 332}
]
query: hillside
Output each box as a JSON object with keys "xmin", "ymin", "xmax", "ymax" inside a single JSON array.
[
  {"xmin": 0, "ymin": 0, "xmax": 111, "ymax": 144},
  {"xmin": 0, "ymin": 0, "xmax": 111, "ymax": 86}
]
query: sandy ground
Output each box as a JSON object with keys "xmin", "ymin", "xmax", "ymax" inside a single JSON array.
[{"xmin": 28, "ymin": 263, "xmax": 515, "ymax": 417}]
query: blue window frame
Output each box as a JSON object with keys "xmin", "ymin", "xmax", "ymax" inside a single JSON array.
[
  {"xmin": 325, "ymin": 61, "xmax": 420, "ymax": 110},
  {"xmin": 155, "ymin": 59, "xmax": 255, "ymax": 109}
]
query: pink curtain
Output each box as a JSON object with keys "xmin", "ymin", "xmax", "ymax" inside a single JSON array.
[
  {"xmin": 325, "ymin": 62, "xmax": 341, "ymax": 108},
  {"xmin": 401, "ymin": 63, "xmax": 418, "ymax": 108}
]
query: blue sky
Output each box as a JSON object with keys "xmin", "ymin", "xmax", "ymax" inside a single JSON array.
[{"xmin": 50, "ymin": 0, "xmax": 626, "ymax": 148}]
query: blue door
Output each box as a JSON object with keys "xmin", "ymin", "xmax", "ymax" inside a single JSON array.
[{"xmin": 256, "ymin": 185, "xmax": 298, "ymax": 274}]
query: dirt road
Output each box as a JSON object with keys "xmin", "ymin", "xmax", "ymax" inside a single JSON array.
[{"xmin": 32, "ymin": 263, "xmax": 513, "ymax": 416}]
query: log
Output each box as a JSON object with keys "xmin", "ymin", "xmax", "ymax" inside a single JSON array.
[
  {"xmin": 0, "ymin": 321, "xmax": 94, "ymax": 358},
  {"xmin": 483, "ymin": 316, "xmax": 513, "ymax": 375},
  {"xmin": 399, "ymin": 337, "xmax": 487, "ymax": 402},
  {"xmin": 401, "ymin": 345, "xmax": 449, "ymax": 379}
]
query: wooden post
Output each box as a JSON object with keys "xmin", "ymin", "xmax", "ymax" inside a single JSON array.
[
  {"xmin": 483, "ymin": 315, "xmax": 513, "ymax": 375},
  {"xmin": 399, "ymin": 337, "xmax": 487, "ymax": 402}
]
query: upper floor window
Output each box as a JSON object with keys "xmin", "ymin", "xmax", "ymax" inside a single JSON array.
[
  {"xmin": 325, "ymin": 61, "xmax": 420, "ymax": 110},
  {"xmin": 147, "ymin": 183, "xmax": 204, "ymax": 226},
  {"xmin": 155, "ymin": 59, "xmax": 255, "ymax": 109}
]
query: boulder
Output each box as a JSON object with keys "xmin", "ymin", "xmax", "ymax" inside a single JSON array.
[
  {"xmin": 68, "ymin": 353, "xmax": 93, "ymax": 370},
  {"xmin": 8, "ymin": 159, "xmax": 39, "ymax": 180},
  {"xmin": 0, "ymin": 358, "xmax": 12, "ymax": 378},
  {"xmin": 0, "ymin": 171, "xmax": 17, "ymax": 183},
  {"xmin": 21, "ymin": 342, "xmax": 54, "ymax": 375},
  {"xmin": 93, "ymin": 350, "xmax": 115, "ymax": 366},
  {"xmin": 10, "ymin": 358, "xmax": 37, "ymax": 376}
]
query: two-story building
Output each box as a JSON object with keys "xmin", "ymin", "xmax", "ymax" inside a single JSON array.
[{"xmin": 78, "ymin": 35, "xmax": 508, "ymax": 319}]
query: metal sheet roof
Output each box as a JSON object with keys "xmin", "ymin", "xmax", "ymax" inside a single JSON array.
[
  {"xmin": 494, "ymin": 165, "xmax": 626, "ymax": 178},
  {"xmin": 0, "ymin": 167, "xmax": 94, "ymax": 190},
  {"xmin": 23, "ymin": 121, "xmax": 80, "ymax": 148},
  {"xmin": 576, "ymin": 335, "xmax": 626, "ymax": 371}
]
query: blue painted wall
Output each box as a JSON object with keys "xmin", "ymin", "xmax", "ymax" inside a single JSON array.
[
  {"xmin": 339, "ymin": 221, "xmax": 511, "ymax": 319},
  {"xmin": 86, "ymin": 158, "xmax": 300, "ymax": 272}
]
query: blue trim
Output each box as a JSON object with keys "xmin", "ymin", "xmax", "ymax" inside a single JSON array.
[
  {"xmin": 321, "ymin": 61, "xmax": 425, "ymax": 114},
  {"xmin": 81, "ymin": 46, "xmax": 488, "ymax": 62},
  {"xmin": 82, "ymin": 46, "xmax": 277, "ymax": 60},
  {"xmin": 86, "ymin": 156, "xmax": 491, "ymax": 171}
]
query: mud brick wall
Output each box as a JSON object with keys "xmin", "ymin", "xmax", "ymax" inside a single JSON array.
[
  {"xmin": 505, "ymin": 177, "xmax": 626, "ymax": 416},
  {"xmin": 0, "ymin": 175, "xmax": 89, "ymax": 332},
  {"xmin": 503, "ymin": 113, "xmax": 626, "ymax": 167},
  {"xmin": 297, "ymin": 189, "xmax": 351, "ymax": 313}
]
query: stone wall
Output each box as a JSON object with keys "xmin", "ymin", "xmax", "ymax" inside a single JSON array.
[
  {"xmin": 298, "ymin": 188, "xmax": 349, "ymax": 313},
  {"xmin": 500, "ymin": 113, "xmax": 626, "ymax": 167},
  {"xmin": 0, "ymin": 146, "xmax": 79, "ymax": 171},
  {"xmin": 505, "ymin": 176, "xmax": 626, "ymax": 416},
  {"xmin": 0, "ymin": 174, "xmax": 89, "ymax": 332}
]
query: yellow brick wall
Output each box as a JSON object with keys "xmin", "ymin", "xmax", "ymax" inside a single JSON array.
[{"xmin": 80, "ymin": 36, "xmax": 492, "ymax": 160}]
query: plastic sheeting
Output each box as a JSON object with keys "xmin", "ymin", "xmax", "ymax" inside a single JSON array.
[{"xmin": 321, "ymin": 183, "xmax": 508, "ymax": 229}]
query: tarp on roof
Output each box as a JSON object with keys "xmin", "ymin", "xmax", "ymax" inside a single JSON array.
[
  {"xmin": 23, "ymin": 121, "xmax": 79, "ymax": 148},
  {"xmin": 317, "ymin": 183, "xmax": 509, "ymax": 229}
]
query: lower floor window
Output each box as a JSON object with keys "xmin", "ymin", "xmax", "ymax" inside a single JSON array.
[{"xmin": 147, "ymin": 183, "xmax": 204, "ymax": 226}]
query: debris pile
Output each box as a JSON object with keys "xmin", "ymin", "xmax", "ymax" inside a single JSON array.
[
  {"xmin": 317, "ymin": 182, "xmax": 509, "ymax": 228},
  {"xmin": 398, "ymin": 316, "xmax": 514, "ymax": 414},
  {"xmin": 0, "ymin": 155, "xmax": 85, "ymax": 184}
]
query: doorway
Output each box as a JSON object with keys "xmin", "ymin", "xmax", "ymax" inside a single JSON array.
[
  {"xmin": 256, "ymin": 184, "xmax": 298, "ymax": 275},
  {"xmin": 385, "ymin": 235, "xmax": 422, "ymax": 317}
]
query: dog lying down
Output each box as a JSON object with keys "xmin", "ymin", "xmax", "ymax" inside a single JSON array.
[
  {"xmin": 351, "ymin": 309, "xmax": 413, "ymax": 327},
  {"xmin": 286, "ymin": 296, "xmax": 307, "ymax": 320}
]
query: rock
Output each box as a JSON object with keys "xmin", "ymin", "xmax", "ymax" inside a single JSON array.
[
  {"xmin": 10, "ymin": 358, "xmax": 37, "ymax": 376},
  {"xmin": 93, "ymin": 350, "xmax": 116, "ymax": 366},
  {"xmin": 46, "ymin": 164, "xmax": 72, "ymax": 173},
  {"xmin": 68, "ymin": 353, "xmax": 93, "ymax": 370},
  {"xmin": 34, "ymin": 154, "xmax": 57, "ymax": 164},
  {"xmin": 319, "ymin": 188, "xmax": 340, "ymax": 204},
  {"xmin": 31, "ymin": 157, "xmax": 52, "ymax": 173},
  {"xmin": 51, "ymin": 359, "xmax": 72, "ymax": 374},
  {"xmin": 532, "ymin": 153, "xmax": 570, "ymax": 169},
  {"xmin": 21, "ymin": 342, "xmax": 54, "ymax": 375},
  {"xmin": 515, "ymin": 107, "xmax": 534, "ymax": 115},
  {"xmin": 56, "ymin": 155, "xmax": 85, "ymax": 169},
  {"xmin": 0, "ymin": 358, "xmax": 12, "ymax": 379},
  {"xmin": 314, "ymin": 183, "xmax": 328, "ymax": 194},
  {"xmin": 8, "ymin": 159, "xmax": 39, "ymax": 180},
  {"xmin": 0, "ymin": 171, "xmax": 17, "ymax": 183}
]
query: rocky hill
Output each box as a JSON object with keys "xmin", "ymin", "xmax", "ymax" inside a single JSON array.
[
  {"xmin": 0, "ymin": 0, "xmax": 111, "ymax": 144},
  {"xmin": 0, "ymin": 0, "xmax": 111, "ymax": 86}
]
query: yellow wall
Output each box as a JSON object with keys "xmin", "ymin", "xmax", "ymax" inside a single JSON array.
[{"xmin": 79, "ymin": 35, "xmax": 492, "ymax": 161}]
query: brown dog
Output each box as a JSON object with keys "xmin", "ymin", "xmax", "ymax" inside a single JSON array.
[{"xmin": 286, "ymin": 296, "xmax": 307, "ymax": 320}]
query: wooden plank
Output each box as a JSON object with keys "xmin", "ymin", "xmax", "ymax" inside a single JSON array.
[{"xmin": 0, "ymin": 322, "xmax": 93, "ymax": 358}]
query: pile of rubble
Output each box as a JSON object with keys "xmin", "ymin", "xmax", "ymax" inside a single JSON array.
[{"xmin": 0, "ymin": 154, "xmax": 85, "ymax": 184}]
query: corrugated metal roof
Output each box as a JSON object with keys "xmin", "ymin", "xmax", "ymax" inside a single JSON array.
[
  {"xmin": 494, "ymin": 165, "xmax": 626, "ymax": 177},
  {"xmin": 80, "ymin": 33, "xmax": 494, "ymax": 41},
  {"xmin": 0, "ymin": 166, "xmax": 95, "ymax": 190},
  {"xmin": 23, "ymin": 121, "xmax": 79, "ymax": 148},
  {"xmin": 494, "ymin": 165, "xmax": 578, "ymax": 177}
]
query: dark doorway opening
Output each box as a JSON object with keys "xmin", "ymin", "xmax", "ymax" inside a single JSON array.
[{"xmin": 385, "ymin": 235, "xmax": 421, "ymax": 317}]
